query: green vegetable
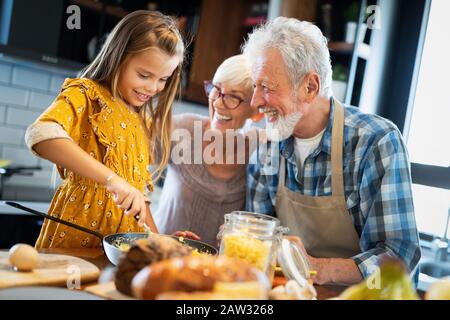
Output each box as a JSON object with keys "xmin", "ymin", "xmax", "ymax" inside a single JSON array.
[{"xmin": 339, "ymin": 257, "xmax": 419, "ymax": 300}]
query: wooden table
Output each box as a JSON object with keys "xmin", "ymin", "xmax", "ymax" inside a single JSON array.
[{"xmin": 38, "ymin": 248, "xmax": 345, "ymax": 300}]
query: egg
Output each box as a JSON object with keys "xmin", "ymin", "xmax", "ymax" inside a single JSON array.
[{"xmin": 8, "ymin": 243, "xmax": 40, "ymax": 271}]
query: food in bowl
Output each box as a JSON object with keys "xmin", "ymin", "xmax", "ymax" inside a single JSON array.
[
  {"xmin": 112, "ymin": 234, "xmax": 213, "ymax": 255},
  {"xmin": 112, "ymin": 240, "xmax": 132, "ymax": 252}
]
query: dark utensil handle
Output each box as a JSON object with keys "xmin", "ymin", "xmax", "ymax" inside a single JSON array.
[
  {"xmin": 3, "ymin": 201, "xmax": 104, "ymax": 240},
  {"xmin": 116, "ymin": 199, "xmax": 139, "ymax": 222}
]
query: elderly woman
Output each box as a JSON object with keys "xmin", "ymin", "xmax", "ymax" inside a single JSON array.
[{"xmin": 153, "ymin": 55, "xmax": 260, "ymax": 246}]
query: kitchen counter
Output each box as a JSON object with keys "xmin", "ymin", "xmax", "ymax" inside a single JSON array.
[
  {"xmin": 35, "ymin": 248, "xmax": 345, "ymax": 300},
  {"xmin": 0, "ymin": 200, "xmax": 50, "ymax": 215}
]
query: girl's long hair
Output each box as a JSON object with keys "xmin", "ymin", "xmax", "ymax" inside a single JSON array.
[{"xmin": 80, "ymin": 10, "xmax": 184, "ymax": 183}]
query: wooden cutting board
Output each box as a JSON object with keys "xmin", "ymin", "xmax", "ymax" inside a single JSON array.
[
  {"xmin": 0, "ymin": 252, "xmax": 100, "ymax": 288},
  {"xmin": 85, "ymin": 281, "xmax": 136, "ymax": 300}
]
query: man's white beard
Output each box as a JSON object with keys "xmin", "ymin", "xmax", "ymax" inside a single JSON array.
[{"xmin": 266, "ymin": 112, "xmax": 303, "ymax": 142}]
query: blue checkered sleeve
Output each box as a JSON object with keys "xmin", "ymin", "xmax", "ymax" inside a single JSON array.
[{"xmin": 352, "ymin": 129, "xmax": 421, "ymax": 277}]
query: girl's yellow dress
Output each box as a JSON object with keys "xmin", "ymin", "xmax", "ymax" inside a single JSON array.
[{"xmin": 34, "ymin": 78, "xmax": 153, "ymax": 248}]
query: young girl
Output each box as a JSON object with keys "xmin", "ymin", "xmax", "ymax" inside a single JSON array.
[{"xmin": 25, "ymin": 10, "xmax": 184, "ymax": 248}]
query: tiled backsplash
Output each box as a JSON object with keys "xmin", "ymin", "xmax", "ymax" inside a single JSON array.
[{"xmin": 0, "ymin": 56, "xmax": 76, "ymax": 199}]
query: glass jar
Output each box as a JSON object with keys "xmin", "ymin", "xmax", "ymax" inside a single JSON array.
[{"xmin": 219, "ymin": 211, "xmax": 288, "ymax": 283}]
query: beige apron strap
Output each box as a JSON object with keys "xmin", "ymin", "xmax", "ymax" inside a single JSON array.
[
  {"xmin": 277, "ymin": 155, "xmax": 286, "ymax": 190},
  {"xmin": 331, "ymin": 99, "xmax": 345, "ymax": 197}
]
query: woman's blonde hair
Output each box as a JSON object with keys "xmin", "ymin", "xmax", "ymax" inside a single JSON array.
[
  {"xmin": 80, "ymin": 10, "xmax": 184, "ymax": 182},
  {"xmin": 213, "ymin": 54, "xmax": 253, "ymax": 93}
]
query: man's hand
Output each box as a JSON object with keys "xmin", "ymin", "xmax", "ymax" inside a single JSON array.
[
  {"xmin": 284, "ymin": 236, "xmax": 310, "ymax": 261},
  {"xmin": 284, "ymin": 235, "xmax": 363, "ymax": 285},
  {"xmin": 284, "ymin": 235, "xmax": 330, "ymax": 285}
]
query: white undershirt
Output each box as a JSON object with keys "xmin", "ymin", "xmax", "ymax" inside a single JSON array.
[{"xmin": 294, "ymin": 128, "xmax": 326, "ymax": 168}]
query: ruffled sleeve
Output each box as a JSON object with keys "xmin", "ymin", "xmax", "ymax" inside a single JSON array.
[{"xmin": 25, "ymin": 122, "xmax": 72, "ymax": 156}]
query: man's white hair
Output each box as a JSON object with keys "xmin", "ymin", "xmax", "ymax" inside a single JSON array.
[
  {"xmin": 213, "ymin": 54, "xmax": 253, "ymax": 92},
  {"xmin": 242, "ymin": 17, "xmax": 332, "ymax": 98}
]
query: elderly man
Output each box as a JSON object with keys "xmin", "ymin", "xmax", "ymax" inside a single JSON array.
[{"xmin": 244, "ymin": 17, "xmax": 421, "ymax": 285}]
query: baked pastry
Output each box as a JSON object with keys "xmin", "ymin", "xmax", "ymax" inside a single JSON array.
[
  {"xmin": 156, "ymin": 281, "xmax": 268, "ymax": 300},
  {"xmin": 114, "ymin": 234, "xmax": 192, "ymax": 296},
  {"xmin": 131, "ymin": 255, "xmax": 270, "ymax": 299}
]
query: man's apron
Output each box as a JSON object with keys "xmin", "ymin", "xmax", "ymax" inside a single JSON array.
[{"xmin": 275, "ymin": 100, "xmax": 361, "ymax": 258}]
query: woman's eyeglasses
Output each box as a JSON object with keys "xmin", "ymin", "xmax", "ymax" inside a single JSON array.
[{"xmin": 203, "ymin": 81, "xmax": 248, "ymax": 110}]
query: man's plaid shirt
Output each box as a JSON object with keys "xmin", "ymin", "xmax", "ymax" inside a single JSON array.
[{"xmin": 246, "ymin": 100, "xmax": 421, "ymax": 278}]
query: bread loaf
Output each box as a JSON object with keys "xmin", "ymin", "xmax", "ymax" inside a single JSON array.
[
  {"xmin": 114, "ymin": 234, "xmax": 192, "ymax": 296},
  {"xmin": 131, "ymin": 255, "xmax": 269, "ymax": 299}
]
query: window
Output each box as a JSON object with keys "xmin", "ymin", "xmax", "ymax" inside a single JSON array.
[{"xmin": 406, "ymin": 0, "xmax": 450, "ymax": 238}]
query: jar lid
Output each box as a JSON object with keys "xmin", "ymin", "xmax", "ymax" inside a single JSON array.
[
  {"xmin": 224, "ymin": 211, "xmax": 281, "ymax": 238},
  {"xmin": 277, "ymin": 239, "xmax": 311, "ymax": 288}
]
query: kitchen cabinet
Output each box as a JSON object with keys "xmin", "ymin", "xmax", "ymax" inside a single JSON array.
[
  {"xmin": 279, "ymin": 0, "xmax": 376, "ymax": 105},
  {"xmin": 0, "ymin": 201, "xmax": 49, "ymax": 248},
  {"xmin": 183, "ymin": 0, "xmax": 268, "ymax": 104},
  {"xmin": 0, "ymin": 215, "xmax": 42, "ymax": 249},
  {"xmin": 279, "ymin": 0, "xmax": 317, "ymax": 21},
  {"xmin": 183, "ymin": 0, "xmax": 374, "ymax": 105},
  {"xmin": 314, "ymin": 0, "xmax": 376, "ymax": 105}
]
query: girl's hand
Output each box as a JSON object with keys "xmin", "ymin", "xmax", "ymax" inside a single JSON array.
[
  {"xmin": 105, "ymin": 174, "xmax": 148, "ymax": 226},
  {"xmin": 172, "ymin": 230, "xmax": 201, "ymax": 241}
]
